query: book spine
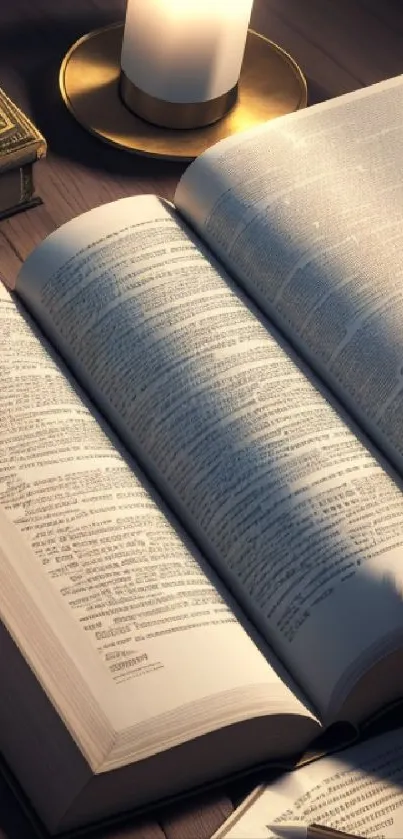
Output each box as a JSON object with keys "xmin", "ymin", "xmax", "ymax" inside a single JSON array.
[
  {"xmin": 0, "ymin": 163, "xmax": 38, "ymax": 220},
  {"xmin": 19, "ymin": 164, "xmax": 35, "ymax": 203}
]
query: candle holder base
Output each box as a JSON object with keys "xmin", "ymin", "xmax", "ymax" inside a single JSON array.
[
  {"xmin": 59, "ymin": 23, "xmax": 307, "ymax": 161},
  {"xmin": 120, "ymin": 71, "xmax": 239, "ymax": 130}
]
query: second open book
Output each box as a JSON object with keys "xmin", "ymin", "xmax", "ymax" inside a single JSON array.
[
  {"xmin": 213, "ymin": 722, "xmax": 403, "ymax": 838},
  {"xmin": 1, "ymin": 74, "xmax": 403, "ymax": 834}
]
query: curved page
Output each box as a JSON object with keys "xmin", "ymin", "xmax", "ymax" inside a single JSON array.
[
  {"xmin": 0, "ymin": 281, "xmax": 312, "ymax": 771},
  {"xmin": 175, "ymin": 75, "xmax": 403, "ymax": 479},
  {"xmin": 15, "ymin": 194, "xmax": 403, "ymax": 722}
]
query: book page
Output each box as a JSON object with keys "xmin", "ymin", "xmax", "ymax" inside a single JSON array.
[
  {"xmin": 175, "ymin": 75, "xmax": 403, "ymax": 477},
  {"xmin": 15, "ymin": 194, "xmax": 403, "ymax": 724},
  {"xmin": 0, "ymin": 280, "xmax": 314, "ymax": 770},
  {"xmin": 214, "ymin": 728, "xmax": 403, "ymax": 838}
]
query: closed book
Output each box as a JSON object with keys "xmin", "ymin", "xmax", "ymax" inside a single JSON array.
[{"xmin": 0, "ymin": 85, "xmax": 46, "ymax": 218}]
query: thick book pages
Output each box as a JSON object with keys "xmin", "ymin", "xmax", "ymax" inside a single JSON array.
[
  {"xmin": 213, "ymin": 727, "xmax": 403, "ymax": 838},
  {"xmin": 0, "ymin": 281, "xmax": 317, "ymax": 832},
  {"xmin": 16, "ymin": 192, "xmax": 403, "ymax": 729}
]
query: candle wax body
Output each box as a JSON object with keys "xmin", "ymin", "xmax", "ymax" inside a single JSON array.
[{"xmin": 121, "ymin": 0, "xmax": 254, "ymax": 103}]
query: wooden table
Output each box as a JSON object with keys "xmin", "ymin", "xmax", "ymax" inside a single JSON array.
[{"xmin": 0, "ymin": 0, "xmax": 402, "ymax": 837}]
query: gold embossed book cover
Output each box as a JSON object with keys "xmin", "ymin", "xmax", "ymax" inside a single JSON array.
[
  {"xmin": 0, "ymin": 85, "xmax": 46, "ymax": 218},
  {"xmin": 0, "ymin": 86, "xmax": 46, "ymax": 170}
]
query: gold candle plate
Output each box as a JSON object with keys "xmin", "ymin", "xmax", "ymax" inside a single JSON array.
[{"xmin": 59, "ymin": 23, "xmax": 307, "ymax": 161}]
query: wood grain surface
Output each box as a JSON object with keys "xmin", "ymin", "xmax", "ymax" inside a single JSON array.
[{"xmin": 0, "ymin": 1, "xmax": 402, "ymax": 837}]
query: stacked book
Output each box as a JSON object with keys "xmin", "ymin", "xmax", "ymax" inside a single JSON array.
[{"xmin": 0, "ymin": 86, "xmax": 46, "ymax": 220}]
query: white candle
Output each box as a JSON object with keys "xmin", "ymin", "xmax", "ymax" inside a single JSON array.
[{"xmin": 121, "ymin": 0, "xmax": 254, "ymax": 105}]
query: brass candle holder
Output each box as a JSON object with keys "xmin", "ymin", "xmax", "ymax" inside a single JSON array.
[{"xmin": 59, "ymin": 23, "xmax": 307, "ymax": 161}]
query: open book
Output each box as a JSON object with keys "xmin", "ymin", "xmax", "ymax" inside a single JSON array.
[
  {"xmin": 1, "ymin": 73, "xmax": 403, "ymax": 835},
  {"xmin": 212, "ymin": 725, "xmax": 403, "ymax": 838}
]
